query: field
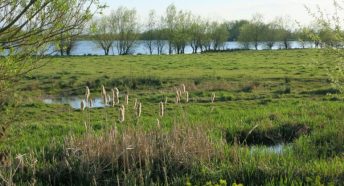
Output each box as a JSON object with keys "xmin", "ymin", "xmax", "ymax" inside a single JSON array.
[{"xmin": 1, "ymin": 49, "xmax": 343, "ymax": 185}]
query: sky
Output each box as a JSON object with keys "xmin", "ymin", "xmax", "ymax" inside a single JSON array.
[{"xmin": 99, "ymin": 0, "xmax": 335, "ymax": 24}]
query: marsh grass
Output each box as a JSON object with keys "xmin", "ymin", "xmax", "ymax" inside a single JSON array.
[{"xmin": 1, "ymin": 50, "xmax": 344, "ymax": 185}]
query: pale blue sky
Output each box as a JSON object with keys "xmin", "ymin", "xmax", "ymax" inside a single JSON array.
[{"xmin": 100, "ymin": 0, "xmax": 334, "ymax": 24}]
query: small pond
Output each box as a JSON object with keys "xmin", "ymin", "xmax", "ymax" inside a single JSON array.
[
  {"xmin": 249, "ymin": 144, "xmax": 289, "ymax": 154},
  {"xmin": 43, "ymin": 97, "xmax": 107, "ymax": 109}
]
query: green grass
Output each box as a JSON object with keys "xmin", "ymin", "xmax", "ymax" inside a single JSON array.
[{"xmin": 1, "ymin": 49, "xmax": 343, "ymax": 185}]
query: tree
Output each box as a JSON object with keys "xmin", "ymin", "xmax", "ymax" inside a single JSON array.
[
  {"xmin": 274, "ymin": 16, "xmax": 294, "ymax": 49},
  {"xmin": 189, "ymin": 16, "xmax": 204, "ymax": 53},
  {"xmin": 238, "ymin": 14, "xmax": 265, "ymax": 50},
  {"xmin": 109, "ymin": 7, "xmax": 139, "ymax": 55},
  {"xmin": 211, "ymin": 22, "xmax": 229, "ymax": 50},
  {"xmin": 143, "ymin": 10, "xmax": 157, "ymax": 55},
  {"xmin": 263, "ymin": 22, "xmax": 278, "ymax": 49},
  {"xmin": 90, "ymin": 17, "xmax": 114, "ymax": 55},
  {"xmin": 155, "ymin": 18, "xmax": 167, "ymax": 55},
  {"xmin": 171, "ymin": 10, "xmax": 192, "ymax": 54},
  {"xmin": 296, "ymin": 26, "xmax": 313, "ymax": 49},
  {"xmin": 56, "ymin": 31, "xmax": 79, "ymax": 56},
  {"xmin": 307, "ymin": 0, "xmax": 344, "ymax": 93},
  {"xmin": 226, "ymin": 20, "xmax": 249, "ymax": 41},
  {"xmin": 164, "ymin": 4, "xmax": 177, "ymax": 54},
  {"xmin": 0, "ymin": 0, "xmax": 102, "ymax": 134}
]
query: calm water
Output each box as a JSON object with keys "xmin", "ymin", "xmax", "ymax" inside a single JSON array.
[
  {"xmin": 49, "ymin": 40, "xmax": 314, "ymax": 56},
  {"xmin": 250, "ymin": 144, "xmax": 288, "ymax": 154},
  {"xmin": 43, "ymin": 97, "xmax": 106, "ymax": 109}
]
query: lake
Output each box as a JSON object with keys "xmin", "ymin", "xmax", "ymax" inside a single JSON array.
[{"xmin": 49, "ymin": 40, "xmax": 315, "ymax": 56}]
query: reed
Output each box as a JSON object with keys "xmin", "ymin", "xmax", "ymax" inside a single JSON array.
[
  {"xmin": 101, "ymin": 85, "xmax": 108, "ymax": 105},
  {"xmin": 211, "ymin": 92, "xmax": 216, "ymax": 103},
  {"xmin": 185, "ymin": 91, "xmax": 189, "ymax": 103},
  {"xmin": 119, "ymin": 104, "xmax": 125, "ymax": 123},
  {"xmin": 175, "ymin": 90, "xmax": 180, "ymax": 104},
  {"xmin": 125, "ymin": 94, "xmax": 129, "ymax": 105},
  {"xmin": 111, "ymin": 89, "xmax": 115, "ymax": 107},
  {"xmin": 89, "ymin": 99, "xmax": 93, "ymax": 108},
  {"xmin": 114, "ymin": 87, "xmax": 119, "ymax": 104},
  {"xmin": 137, "ymin": 102, "xmax": 142, "ymax": 117},
  {"xmin": 156, "ymin": 118, "xmax": 160, "ymax": 128},
  {"xmin": 133, "ymin": 98, "xmax": 138, "ymax": 109},
  {"xmin": 80, "ymin": 100, "xmax": 86, "ymax": 111},
  {"xmin": 181, "ymin": 84, "xmax": 186, "ymax": 93},
  {"xmin": 85, "ymin": 86, "xmax": 90, "ymax": 103},
  {"xmin": 159, "ymin": 102, "xmax": 164, "ymax": 117}
]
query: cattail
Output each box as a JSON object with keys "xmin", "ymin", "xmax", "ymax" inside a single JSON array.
[
  {"xmin": 165, "ymin": 97, "xmax": 168, "ymax": 104},
  {"xmin": 125, "ymin": 94, "xmax": 129, "ymax": 105},
  {"xmin": 181, "ymin": 84, "xmax": 186, "ymax": 93},
  {"xmin": 156, "ymin": 118, "xmax": 160, "ymax": 128},
  {"xmin": 137, "ymin": 102, "xmax": 142, "ymax": 117},
  {"xmin": 102, "ymin": 92, "xmax": 108, "ymax": 105},
  {"xmin": 89, "ymin": 99, "xmax": 93, "ymax": 108},
  {"xmin": 185, "ymin": 91, "xmax": 189, "ymax": 103},
  {"xmin": 111, "ymin": 89, "xmax": 116, "ymax": 107},
  {"xmin": 107, "ymin": 95, "xmax": 111, "ymax": 105},
  {"xmin": 176, "ymin": 90, "xmax": 180, "ymax": 104},
  {"xmin": 119, "ymin": 104, "xmax": 125, "ymax": 122},
  {"xmin": 211, "ymin": 92, "xmax": 216, "ymax": 103},
  {"xmin": 102, "ymin": 85, "xmax": 106, "ymax": 96},
  {"xmin": 85, "ymin": 86, "xmax": 90, "ymax": 103},
  {"xmin": 114, "ymin": 87, "xmax": 119, "ymax": 104},
  {"xmin": 178, "ymin": 90, "xmax": 183, "ymax": 102},
  {"xmin": 80, "ymin": 100, "xmax": 86, "ymax": 111},
  {"xmin": 101, "ymin": 86, "xmax": 108, "ymax": 105},
  {"xmin": 159, "ymin": 102, "xmax": 164, "ymax": 117},
  {"xmin": 133, "ymin": 98, "xmax": 138, "ymax": 109}
]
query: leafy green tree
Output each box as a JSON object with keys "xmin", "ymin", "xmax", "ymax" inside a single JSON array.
[
  {"xmin": 274, "ymin": 16, "xmax": 294, "ymax": 49},
  {"xmin": 0, "ymin": 0, "xmax": 103, "ymax": 134},
  {"xmin": 90, "ymin": 17, "xmax": 114, "ymax": 55},
  {"xmin": 171, "ymin": 10, "xmax": 192, "ymax": 54},
  {"xmin": 211, "ymin": 22, "xmax": 229, "ymax": 50},
  {"xmin": 164, "ymin": 4, "xmax": 177, "ymax": 54},
  {"xmin": 226, "ymin": 20, "xmax": 249, "ymax": 41},
  {"xmin": 238, "ymin": 14, "xmax": 265, "ymax": 50},
  {"xmin": 263, "ymin": 22, "xmax": 279, "ymax": 49},
  {"xmin": 109, "ymin": 7, "xmax": 140, "ymax": 55},
  {"xmin": 297, "ymin": 27, "xmax": 310, "ymax": 48},
  {"xmin": 189, "ymin": 16, "xmax": 204, "ymax": 53},
  {"xmin": 143, "ymin": 10, "xmax": 157, "ymax": 55},
  {"xmin": 307, "ymin": 0, "xmax": 344, "ymax": 93}
]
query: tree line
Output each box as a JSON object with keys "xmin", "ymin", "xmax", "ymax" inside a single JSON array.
[{"xmin": 57, "ymin": 4, "xmax": 343, "ymax": 56}]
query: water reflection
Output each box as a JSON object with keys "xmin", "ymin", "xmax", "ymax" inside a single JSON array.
[
  {"xmin": 250, "ymin": 144, "xmax": 286, "ymax": 154},
  {"xmin": 43, "ymin": 97, "xmax": 107, "ymax": 109}
]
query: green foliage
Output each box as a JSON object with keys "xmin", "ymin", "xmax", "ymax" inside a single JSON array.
[{"xmin": 1, "ymin": 50, "xmax": 344, "ymax": 185}]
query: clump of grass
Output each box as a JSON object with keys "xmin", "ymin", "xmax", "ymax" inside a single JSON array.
[
  {"xmin": 51, "ymin": 123, "xmax": 224, "ymax": 185},
  {"xmin": 241, "ymin": 82, "xmax": 260, "ymax": 93}
]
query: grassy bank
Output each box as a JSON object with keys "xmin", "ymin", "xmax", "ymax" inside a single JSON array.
[{"xmin": 0, "ymin": 49, "xmax": 343, "ymax": 185}]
